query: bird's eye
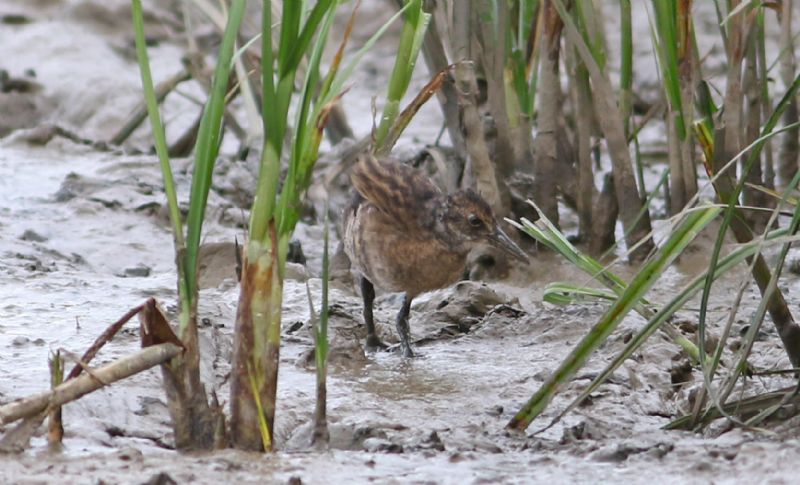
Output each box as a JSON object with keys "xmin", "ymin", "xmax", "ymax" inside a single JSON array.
[{"xmin": 468, "ymin": 214, "xmax": 482, "ymax": 227}]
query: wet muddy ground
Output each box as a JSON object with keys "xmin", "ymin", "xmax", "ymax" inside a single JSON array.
[{"xmin": 1, "ymin": 1, "xmax": 800, "ymax": 484}]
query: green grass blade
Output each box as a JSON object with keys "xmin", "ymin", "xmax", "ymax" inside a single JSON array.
[
  {"xmin": 325, "ymin": 2, "xmax": 412, "ymax": 108},
  {"xmin": 284, "ymin": 0, "xmax": 335, "ymax": 78},
  {"xmin": 277, "ymin": 3, "xmax": 338, "ymax": 236},
  {"xmin": 247, "ymin": 361, "xmax": 272, "ymax": 450},
  {"xmin": 277, "ymin": 0, "xmax": 302, "ymax": 74},
  {"xmin": 551, "ymin": 226, "xmax": 796, "ymax": 431},
  {"xmin": 184, "ymin": 0, "xmax": 246, "ymax": 299},
  {"xmin": 130, "ymin": 0, "xmax": 184, "ymax": 257},
  {"xmin": 716, "ymin": 148, "xmax": 800, "ymax": 406},
  {"xmin": 316, "ymin": 211, "xmax": 330, "ymax": 391},
  {"xmin": 374, "ymin": 0, "xmax": 431, "ymax": 149},
  {"xmin": 507, "ymin": 206, "xmax": 721, "ymax": 431},
  {"xmin": 250, "ymin": 1, "xmax": 282, "ymax": 242},
  {"xmin": 651, "ymin": 0, "xmax": 685, "ymax": 139},
  {"xmin": 542, "ymin": 283, "xmax": 619, "ymax": 306},
  {"xmin": 261, "ymin": 2, "xmax": 277, "ymax": 144},
  {"xmin": 697, "ymin": 71, "xmax": 800, "ymax": 373}
]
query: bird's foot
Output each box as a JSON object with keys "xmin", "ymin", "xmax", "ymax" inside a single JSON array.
[
  {"xmin": 401, "ymin": 344, "xmax": 415, "ymax": 358},
  {"xmin": 365, "ymin": 334, "xmax": 389, "ymax": 352},
  {"xmin": 387, "ymin": 342, "xmax": 416, "ymax": 358}
]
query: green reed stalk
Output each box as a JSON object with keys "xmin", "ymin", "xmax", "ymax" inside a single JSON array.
[
  {"xmin": 131, "ymin": 0, "xmax": 185, "ymax": 298},
  {"xmin": 47, "ymin": 350, "xmax": 64, "ymax": 445},
  {"xmin": 508, "ymin": 0, "xmax": 540, "ymax": 117},
  {"xmin": 312, "ymin": 212, "xmax": 331, "ymax": 447},
  {"xmin": 231, "ymin": 0, "xmax": 414, "ymax": 450},
  {"xmin": 232, "ymin": 0, "xmax": 338, "ymax": 451},
  {"xmin": 651, "ymin": 1, "xmax": 686, "ymax": 140},
  {"xmin": 132, "ymin": 0, "xmax": 245, "ymax": 449},
  {"xmin": 374, "ymin": 0, "xmax": 430, "ymax": 150}
]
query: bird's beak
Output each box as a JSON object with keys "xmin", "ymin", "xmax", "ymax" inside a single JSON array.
[{"xmin": 489, "ymin": 226, "xmax": 530, "ymax": 264}]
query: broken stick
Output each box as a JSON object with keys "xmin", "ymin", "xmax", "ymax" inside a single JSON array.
[{"xmin": 0, "ymin": 343, "xmax": 181, "ymax": 426}]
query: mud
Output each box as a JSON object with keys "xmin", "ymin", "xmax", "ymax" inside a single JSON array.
[{"xmin": 1, "ymin": 1, "xmax": 800, "ymax": 484}]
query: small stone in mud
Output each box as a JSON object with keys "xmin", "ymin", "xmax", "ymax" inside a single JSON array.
[
  {"xmin": 1, "ymin": 14, "xmax": 32, "ymax": 25},
  {"xmin": 285, "ymin": 262, "xmax": 308, "ymax": 282},
  {"xmin": 19, "ymin": 229, "xmax": 47, "ymax": 242},
  {"xmin": 738, "ymin": 324, "xmax": 771, "ymax": 341},
  {"xmin": 286, "ymin": 321, "xmax": 304, "ymax": 334},
  {"xmin": 11, "ymin": 336, "xmax": 30, "ymax": 346},
  {"xmin": 670, "ymin": 360, "xmax": 694, "ymax": 388},
  {"xmin": 141, "ymin": 472, "xmax": 177, "ymax": 485},
  {"xmin": 21, "ymin": 256, "xmax": 50, "ymax": 273},
  {"xmin": 363, "ymin": 437, "xmax": 403, "ymax": 453},
  {"xmin": 287, "ymin": 239, "xmax": 306, "ymax": 264},
  {"xmin": 788, "ymin": 257, "xmax": 800, "ymax": 275},
  {"xmin": 486, "ymin": 405, "xmax": 504, "ymax": 416},
  {"xmin": 589, "ymin": 444, "xmax": 635, "ymax": 462},
  {"xmin": 690, "ymin": 460, "xmax": 714, "ymax": 472},
  {"xmin": 123, "ymin": 264, "xmax": 151, "ymax": 277},
  {"xmin": 448, "ymin": 452, "xmax": 468, "ymax": 463},
  {"xmin": 114, "ymin": 446, "xmax": 143, "ymax": 462},
  {"xmin": 287, "ymin": 477, "xmax": 303, "ymax": 485},
  {"xmin": 420, "ymin": 431, "xmax": 445, "ymax": 451},
  {"xmin": 675, "ymin": 318, "xmax": 698, "ymax": 334},
  {"xmin": 646, "ymin": 442, "xmax": 675, "ymax": 459},
  {"xmin": 560, "ymin": 421, "xmax": 605, "ymax": 443}
]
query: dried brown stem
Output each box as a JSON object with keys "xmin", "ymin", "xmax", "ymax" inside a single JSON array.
[
  {"xmin": 553, "ymin": 0, "xmax": 655, "ymax": 261},
  {"xmin": 231, "ymin": 228, "xmax": 283, "ymax": 451},
  {"xmin": 110, "ymin": 69, "xmax": 191, "ymax": 146},
  {"xmin": 712, "ymin": 131, "xmax": 800, "ymax": 369},
  {"xmin": 417, "ymin": 0, "xmax": 467, "ymax": 161},
  {"xmin": 778, "ymin": 1, "xmax": 799, "ymax": 187},
  {"xmin": 567, "ymin": 30, "xmax": 595, "ymax": 241},
  {"xmin": 475, "ymin": 0, "xmax": 521, "ymax": 181},
  {"xmin": 742, "ymin": 23, "xmax": 768, "ymax": 231},
  {"xmin": 452, "ymin": 61, "xmax": 503, "ymax": 214},
  {"xmin": 139, "ymin": 299, "xmax": 216, "ymax": 450},
  {"xmin": 374, "ymin": 66, "xmax": 448, "ymax": 158},
  {"xmin": 67, "ymin": 303, "xmax": 145, "ymax": 380},
  {"xmin": 168, "ymin": 110, "xmax": 203, "ymax": 157},
  {"xmin": 531, "ymin": 1, "xmax": 562, "ymax": 227},
  {"xmin": 0, "ymin": 343, "xmax": 182, "ymax": 426}
]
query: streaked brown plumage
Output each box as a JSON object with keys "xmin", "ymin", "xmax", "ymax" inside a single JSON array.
[{"xmin": 343, "ymin": 154, "xmax": 529, "ymax": 357}]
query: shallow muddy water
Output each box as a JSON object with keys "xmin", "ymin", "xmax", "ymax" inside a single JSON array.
[{"xmin": 1, "ymin": 1, "xmax": 800, "ymax": 484}]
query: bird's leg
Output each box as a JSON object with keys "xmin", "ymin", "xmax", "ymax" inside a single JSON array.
[
  {"xmin": 361, "ymin": 277, "xmax": 386, "ymax": 350},
  {"xmin": 395, "ymin": 294, "xmax": 414, "ymax": 358}
]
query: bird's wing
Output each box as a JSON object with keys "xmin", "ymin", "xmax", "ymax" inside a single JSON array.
[{"xmin": 350, "ymin": 154, "xmax": 441, "ymax": 229}]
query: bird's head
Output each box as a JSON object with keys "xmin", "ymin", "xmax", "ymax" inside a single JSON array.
[{"xmin": 436, "ymin": 189, "xmax": 529, "ymax": 263}]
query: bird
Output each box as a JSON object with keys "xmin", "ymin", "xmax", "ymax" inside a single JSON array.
[{"xmin": 342, "ymin": 153, "xmax": 529, "ymax": 357}]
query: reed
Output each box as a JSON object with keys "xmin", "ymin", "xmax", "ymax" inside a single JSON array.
[{"xmin": 131, "ymin": 0, "xmax": 245, "ymax": 449}]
